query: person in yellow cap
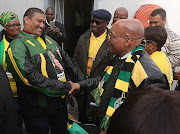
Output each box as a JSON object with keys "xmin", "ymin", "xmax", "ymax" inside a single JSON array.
[{"xmin": 0, "ymin": 11, "xmax": 22, "ymax": 133}]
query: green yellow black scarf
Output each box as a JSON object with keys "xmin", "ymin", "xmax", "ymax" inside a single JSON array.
[{"xmin": 91, "ymin": 40, "xmax": 145, "ymax": 130}]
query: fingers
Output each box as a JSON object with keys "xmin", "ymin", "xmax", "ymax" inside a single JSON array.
[
  {"xmin": 174, "ymin": 72, "xmax": 180, "ymax": 81},
  {"xmin": 68, "ymin": 81, "xmax": 80, "ymax": 96}
]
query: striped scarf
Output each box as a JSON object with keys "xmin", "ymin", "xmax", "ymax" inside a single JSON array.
[{"xmin": 91, "ymin": 40, "xmax": 145, "ymax": 130}]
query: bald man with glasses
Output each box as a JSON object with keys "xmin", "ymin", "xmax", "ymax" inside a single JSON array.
[{"xmin": 73, "ymin": 9, "xmax": 113, "ymax": 123}]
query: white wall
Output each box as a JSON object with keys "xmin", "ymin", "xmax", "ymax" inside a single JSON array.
[
  {"xmin": 0, "ymin": 0, "xmax": 45, "ymax": 30},
  {"xmin": 95, "ymin": 0, "xmax": 180, "ymax": 35}
]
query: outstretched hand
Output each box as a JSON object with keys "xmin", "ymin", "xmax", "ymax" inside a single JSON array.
[{"xmin": 68, "ymin": 81, "xmax": 80, "ymax": 96}]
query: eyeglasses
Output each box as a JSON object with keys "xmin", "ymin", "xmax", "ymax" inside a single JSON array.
[
  {"xmin": 109, "ymin": 32, "xmax": 128, "ymax": 38},
  {"xmin": 6, "ymin": 24, "xmax": 21, "ymax": 29},
  {"xmin": 90, "ymin": 19, "xmax": 104, "ymax": 25}
]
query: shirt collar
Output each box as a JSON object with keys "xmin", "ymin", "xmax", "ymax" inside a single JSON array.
[
  {"xmin": 23, "ymin": 28, "xmax": 32, "ymax": 34},
  {"xmin": 91, "ymin": 30, "xmax": 107, "ymax": 40},
  {"xmin": 120, "ymin": 51, "xmax": 131, "ymax": 59}
]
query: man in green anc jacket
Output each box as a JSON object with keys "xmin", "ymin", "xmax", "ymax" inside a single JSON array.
[{"xmin": 6, "ymin": 8, "xmax": 83, "ymax": 134}]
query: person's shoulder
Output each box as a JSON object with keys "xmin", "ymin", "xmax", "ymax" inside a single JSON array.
[
  {"xmin": 55, "ymin": 21, "xmax": 64, "ymax": 27},
  {"xmin": 166, "ymin": 28, "xmax": 180, "ymax": 41},
  {"xmin": 138, "ymin": 51, "xmax": 165, "ymax": 76},
  {"xmin": 45, "ymin": 35, "xmax": 59, "ymax": 46},
  {"xmin": 78, "ymin": 29, "xmax": 91, "ymax": 40},
  {"xmin": 10, "ymin": 31, "xmax": 27, "ymax": 47}
]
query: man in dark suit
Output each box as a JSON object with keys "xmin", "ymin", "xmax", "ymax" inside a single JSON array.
[{"xmin": 42, "ymin": 7, "xmax": 67, "ymax": 48}]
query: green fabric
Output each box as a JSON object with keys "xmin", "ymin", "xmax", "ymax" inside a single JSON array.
[
  {"xmin": 6, "ymin": 31, "xmax": 70, "ymax": 109},
  {"xmin": 69, "ymin": 122, "xmax": 89, "ymax": 134},
  {"xmin": 0, "ymin": 11, "xmax": 18, "ymax": 27},
  {"xmin": 0, "ymin": 37, "xmax": 4, "ymax": 65},
  {"xmin": 90, "ymin": 40, "xmax": 146, "ymax": 130}
]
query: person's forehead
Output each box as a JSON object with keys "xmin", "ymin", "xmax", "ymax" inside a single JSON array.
[
  {"xmin": 149, "ymin": 15, "xmax": 162, "ymax": 21},
  {"xmin": 111, "ymin": 24, "xmax": 120, "ymax": 34},
  {"xmin": 34, "ymin": 12, "xmax": 45, "ymax": 17},
  {"xmin": 46, "ymin": 9, "xmax": 54, "ymax": 14},
  {"xmin": 32, "ymin": 13, "xmax": 45, "ymax": 20}
]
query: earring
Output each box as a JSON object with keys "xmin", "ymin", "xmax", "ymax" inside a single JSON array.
[{"xmin": 150, "ymin": 47, "xmax": 152, "ymax": 50}]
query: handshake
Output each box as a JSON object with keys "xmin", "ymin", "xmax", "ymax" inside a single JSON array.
[{"xmin": 68, "ymin": 81, "xmax": 81, "ymax": 96}]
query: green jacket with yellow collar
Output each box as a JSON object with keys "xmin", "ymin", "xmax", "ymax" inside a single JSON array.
[{"xmin": 6, "ymin": 30, "xmax": 83, "ymax": 115}]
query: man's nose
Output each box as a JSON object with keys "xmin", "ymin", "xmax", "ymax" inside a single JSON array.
[{"xmin": 40, "ymin": 22, "xmax": 45, "ymax": 28}]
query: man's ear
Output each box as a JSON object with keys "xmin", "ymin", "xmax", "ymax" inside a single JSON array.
[
  {"xmin": 24, "ymin": 16, "xmax": 29, "ymax": 25},
  {"xmin": 163, "ymin": 17, "xmax": 167, "ymax": 26},
  {"xmin": 125, "ymin": 36, "xmax": 131, "ymax": 46}
]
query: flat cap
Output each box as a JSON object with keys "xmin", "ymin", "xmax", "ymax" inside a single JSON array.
[{"xmin": 91, "ymin": 9, "xmax": 111, "ymax": 21}]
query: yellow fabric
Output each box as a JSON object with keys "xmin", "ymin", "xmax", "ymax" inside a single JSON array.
[
  {"xmin": 126, "ymin": 54, "xmax": 135, "ymax": 64},
  {"xmin": 3, "ymin": 34, "xmax": 17, "ymax": 97},
  {"xmin": 106, "ymin": 106, "xmax": 115, "ymax": 116},
  {"xmin": 26, "ymin": 40, "xmax": 35, "ymax": 46},
  {"xmin": 40, "ymin": 53, "xmax": 48, "ymax": 78},
  {"xmin": 131, "ymin": 60, "xmax": 148, "ymax": 87},
  {"xmin": 7, "ymin": 48, "xmax": 32, "ymax": 86},
  {"xmin": 88, "ymin": 30, "xmax": 107, "ymax": 59},
  {"xmin": 115, "ymin": 79, "xmax": 129, "ymax": 92},
  {"xmin": 37, "ymin": 37, "xmax": 46, "ymax": 50},
  {"xmin": 45, "ymin": 38, "xmax": 52, "ymax": 44},
  {"xmin": 150, "ymin": 51, "xmax": 173, "ymax": 89},
  {"xmin": 106, "ymin": 66, "xmax": 113, "ymax": 75},
  {"xmin": 3, "ymin": 34, "xmax": 9, "ymax": 69}
]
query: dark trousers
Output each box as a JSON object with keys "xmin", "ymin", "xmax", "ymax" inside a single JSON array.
[
  {"xmin": 14, "ymin": 97, "xmax": 23, "ymax": 134},
  {"xmin": 24, "ymin": 101, "xmax": 69, "ymax": 134}
]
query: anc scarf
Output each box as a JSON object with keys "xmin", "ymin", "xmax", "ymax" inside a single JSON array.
[{"xmin": 91, "ymin": 40, "xmax": 145, "ymax": 130}]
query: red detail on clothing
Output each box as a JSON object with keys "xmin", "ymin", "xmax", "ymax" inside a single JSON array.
[{"xmin": 23, "ymin": 29, "xmax": 33, "ymax": 34}]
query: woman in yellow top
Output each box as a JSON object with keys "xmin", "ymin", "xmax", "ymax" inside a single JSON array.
[
  {"xmin": 0, "ymin": 11, "xmax": 22, "ymax": 132},
  {"xmin": 144, "ymin": 26, "xmax": 173, "ymax": 89}
]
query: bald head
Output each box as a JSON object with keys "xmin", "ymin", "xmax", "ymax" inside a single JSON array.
[
  {"xmin": 45, "ymin": 7, "xmax": 55, "ymax": 23},
  {"xmin": 112, "ymin": 7, "xmax": 128, "ymax": 25},
  {"xmin": 46, "ymin": 7, "xmax": 54, "ymax": 13},
  {"xmin": 109, "ymin": 19, "xmax": 144, "ymax": 57}
]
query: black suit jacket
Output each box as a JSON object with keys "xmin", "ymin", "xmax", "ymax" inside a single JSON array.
[{"xmin": 42, "ymin": 21, "xmax": 67, "ymax": 47}]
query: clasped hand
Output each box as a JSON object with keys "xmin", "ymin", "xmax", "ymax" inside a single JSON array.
[
  {"xmin": 68, "ymin": 81, "xmax": 80, "ymax": 96},
  {"xmin": 46, "ymin": 27, "xmax": 61, "ymax": 36}
]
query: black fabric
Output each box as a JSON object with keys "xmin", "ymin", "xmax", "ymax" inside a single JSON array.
[
  {"xmin": 73, "ymin": 28, "xmax": 113, "ymax": 123},
  {"xmin": 79, "ymin": 51, "xmax": 169, "ymax": 126},
  {"xmin": 24, "ymin": 99, "xmax": 68, "ymax": 134},
  {"xmin": 91, "ymin": 9, "xmax": 111, "ymax": 21},
  {"xmin": 0, "ymin": 29, "xmax": 5, "ymax": 42},
  {"xmin": 0, "ymin": 64, "xmax": 19, "ymax": 134},
  {"xmin": 42, "ymin": 21, "xmax": 67, "ymax": 48}
]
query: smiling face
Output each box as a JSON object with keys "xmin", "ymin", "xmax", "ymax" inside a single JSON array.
[
  {"xmin": 24, "ymin": 12, "xmax": 45, "ymax": 36},
  {"xmin": 5, "ymin": 19, "xmax": 21, "ymax": 39},
  {"xmin": 90, "ymin": 16, "xmax": 108, "ymax": 37}
]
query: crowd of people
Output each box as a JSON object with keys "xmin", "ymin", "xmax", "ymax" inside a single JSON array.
[{"xmin": 0, "ymin": 5, "xmax": 179, "ymax": 134}]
